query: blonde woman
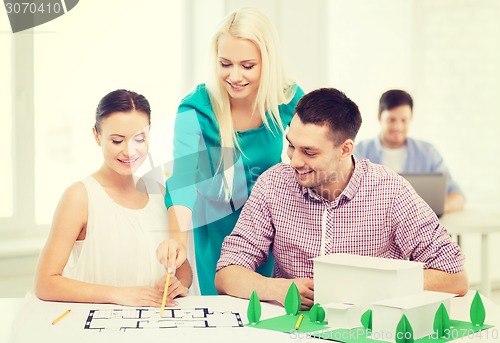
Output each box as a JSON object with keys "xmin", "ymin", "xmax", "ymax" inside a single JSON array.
[{"xmin": 161, "ymin": 7, "xmax": 304, "ymax": 295}]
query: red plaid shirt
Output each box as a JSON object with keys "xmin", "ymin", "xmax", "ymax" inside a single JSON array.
[{"xmin": 217, "ymin": 158, "xmax": 464, "ymax": 278}]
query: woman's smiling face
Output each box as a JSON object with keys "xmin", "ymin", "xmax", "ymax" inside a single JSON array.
[{"xmin": 217, "ymin": 33, "xmax": 262, "ymax": 103}]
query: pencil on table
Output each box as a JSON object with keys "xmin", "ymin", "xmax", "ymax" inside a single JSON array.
[
  {"xmin": 52, "ymin": 309, "xmax": 71, "ymax": 325},
  {"xmin": 160, "ymin": 272, "xmax": 171, "ymax": 317},
  {"xmin": 294, "ymin": 313, "xmax": 304, "ymax": 330}
]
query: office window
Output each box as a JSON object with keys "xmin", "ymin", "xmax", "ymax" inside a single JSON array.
[
  {"xmin": 2, "ymin": 0, "xmax": 225, "ymax": 230},
  {"xmin": 0, "ymin": 21, "xmax": 13, "ymax": 218},
  {"xmin": 33, "ymin": 0, "xmax": 185, "ymax": 224}
]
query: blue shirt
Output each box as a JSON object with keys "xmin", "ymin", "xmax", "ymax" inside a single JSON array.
[{"xmin": 354, "ymin": 137, "xmax": 462, "ymax": 194}]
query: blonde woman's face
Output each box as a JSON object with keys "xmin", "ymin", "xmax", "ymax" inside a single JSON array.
[{"xmin": 217, "ymin": 33, "xmax": 262, "ymax": 103}]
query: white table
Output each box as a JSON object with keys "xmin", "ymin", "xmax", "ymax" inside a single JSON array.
[
  {"xmin": 2, "ymin": 293, "xmax": 499, "ymax": 343},
  {"xmin": 440, "ymin": 207, "xmax": 500, "ymax": 297},
  {"xmin": 5, "ymin": 295, "xmax": 287, "ymax": 343}
]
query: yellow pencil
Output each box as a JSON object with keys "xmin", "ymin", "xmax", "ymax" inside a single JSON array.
[
  {"xmin": 52, "ymin": 309, "xmax": 71, "ymax": 325},
  {"xmin": 160, "ymin": 272, "xmax": 171, "ymax": 317},
  {"xmin": 294, "ymin": 313, "xmax": 304, "ymax": 330}
]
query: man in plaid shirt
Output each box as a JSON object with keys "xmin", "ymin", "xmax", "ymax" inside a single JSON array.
[{"xmin": 215, "ymin": 88, "xmax": 467, "ymax": 310}]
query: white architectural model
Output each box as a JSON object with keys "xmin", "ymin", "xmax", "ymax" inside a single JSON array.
[
  {"xmin": 314, "ymin": 253, "xmax": 455, "ymax": 341},
  {"xmin": 371, "ymin": 291, "xmax": 454, "ymax": 340}
]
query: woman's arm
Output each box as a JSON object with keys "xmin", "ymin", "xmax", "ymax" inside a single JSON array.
[
  {"xmin": 34, "ymin": 183, "xmax": 166, "ymax": 307},
  {"xmin": 175, "ymin": 259, "xmax": 192, "ymax": 288},
  {"xmin": 35, "ymin": 182, "xmax": 90, "ymax": 301},
  {"xmin": 156, "ymin": 206, "xmax": 192, "ymax": 272}
]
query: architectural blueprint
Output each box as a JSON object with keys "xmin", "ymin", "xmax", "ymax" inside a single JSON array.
[{"xmin": 84, "ymin": 307, "xmax": 243, "ymax": 332}]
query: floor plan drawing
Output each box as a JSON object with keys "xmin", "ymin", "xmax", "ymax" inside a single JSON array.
[{"xmin": 84, "ymin": 307, "xmax": 243, "ymax": 332}]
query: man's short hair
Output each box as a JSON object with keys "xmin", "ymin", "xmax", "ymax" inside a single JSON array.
[
  {"xmin": 378, "ymin": 89, "xmax": 413, "ymax": 117},
  {"xmin": 295, "ymin": 88, "xmax": 362, "ymax": 146}
]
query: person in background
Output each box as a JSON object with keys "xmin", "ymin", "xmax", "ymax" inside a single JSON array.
[
  {"xmin": 355, "ymin": 89, "xmax": 465, "ymax": 213},
  {"xmin": 35, "ymin": 89, "xmax": 192, "ymax": 307},
  {"xmin": 215, "ymin": 88, "xmax": 468, "ymax": 309},
  {"xmin": 157, "ymin": 7, "xmax": 304, "ymax": 295}
]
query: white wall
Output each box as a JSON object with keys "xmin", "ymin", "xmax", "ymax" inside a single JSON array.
[
  {"xmin": 412, "ymin": 0, "xmax": 500, "ymax": 206},
  {"xmin": 226, "ymin": 0, "xmax": 329, "ymax": 92},
  {"xmin": 327, "ymin": 0, "xmax": 414, "ymax": 139},
  {"xmin": 412, "ymin": 1, "xmax": 500, "ymax": 286}
]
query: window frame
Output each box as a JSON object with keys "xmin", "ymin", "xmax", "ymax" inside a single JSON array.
[{"xmin": 0, "ymin": 31, "xmax": 45, "ymax": 236}]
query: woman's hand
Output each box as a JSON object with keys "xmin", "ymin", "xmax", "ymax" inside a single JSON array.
[
  {"xmin": 156, "ymin": 239, "xmax": 187, "ymax": 274},
  {"xmin": 112, "ymin": 286, "xmax": 168, "ymax": 307},
  {"xmin": 156, "ymin": 274, "xmax": 189, "ymax": 300}
]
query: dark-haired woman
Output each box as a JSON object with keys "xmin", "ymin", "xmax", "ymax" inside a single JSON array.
[{"xmin": 34, "ymin": 90, "xmax": 191, "ymax": 307}]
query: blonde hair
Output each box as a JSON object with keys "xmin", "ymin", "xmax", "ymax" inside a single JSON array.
[{"xmin": 206, "ymin": 7, "xmax": 296, "ymax": 199}]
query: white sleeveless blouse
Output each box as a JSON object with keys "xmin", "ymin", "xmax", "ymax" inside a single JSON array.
[{"xmin": 63, "ymin": 176, "xmax": 168, "ymax": 287}]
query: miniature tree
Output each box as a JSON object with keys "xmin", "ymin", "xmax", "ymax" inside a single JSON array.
[
  {"xmin": 433, "ymin": 303, "xmax": 451, "ymax": 338},
  {"xmin": 395, "ymin": 314, "xmax": 414, "ymax": 343},
  {"xmin": 360, "ymin": 309, "xmax": 373, "ymax": 331},
  {"xmin": 284, "ymin": 282, "xmax": 301, "ymax": 315},
  {"xmin": 247, "ymin": 290, "xmax": 261, "ymax": 324},
  {"xmin": 308, "ymin": 303, "xmax": 326, "ymax": 323},
  {"xmin": 470, "ymin": 290, "xmax": 486, "ymax": 326}
]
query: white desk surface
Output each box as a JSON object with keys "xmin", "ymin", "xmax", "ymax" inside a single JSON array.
[
  {"xmin": 2, "ymin": 292, "xmax": 499, "ymax": 343},
  {"xmin": 440, "ymin": 206, "xmax": 500, "ymax": 298},
  {"xmin": 440, "ymin": 207, "xmax": 500, "ymax": 234}
]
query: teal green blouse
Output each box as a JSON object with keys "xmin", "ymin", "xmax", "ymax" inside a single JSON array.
[{"xmin": 165, "ymin": 83, "xmax": 304, "ymax": 295}]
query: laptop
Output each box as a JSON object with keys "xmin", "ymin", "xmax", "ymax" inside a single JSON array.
[{"xmin": 399, "ymin": 173, "xmax": 447, "ymax": 217}]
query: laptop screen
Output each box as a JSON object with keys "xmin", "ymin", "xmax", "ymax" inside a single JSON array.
[{"xmin": 399, "ymin": 173, "xmax": 447, "ymax": 217}]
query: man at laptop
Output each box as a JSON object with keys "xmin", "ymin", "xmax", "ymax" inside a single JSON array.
[{"xmin": 355, "ymin": 89, "xmax": 465, "ymax": 213}]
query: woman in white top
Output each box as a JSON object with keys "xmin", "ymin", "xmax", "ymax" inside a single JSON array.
[{"xmin": 35, "ymin": 89, "xmax": 192, "ymax": 307}]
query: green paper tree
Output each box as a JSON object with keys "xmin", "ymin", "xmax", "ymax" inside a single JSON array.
[
  {"xmin": 284, "ymin": 282, "xmax": 301, "ymax": 315},
  {"xmin": 247, "ymin": 290, "xmax": 261, "ymax": 324},
  {"xmin": 308, "ymin": 303, "xmax": 326, "ymax": 323},
  {"xmin": 470, "ymin": 290, "xmax": 486, "ymax": 326},
  {"xmin": 360, "ymin": 309, "xmax": 373, "ymax": 330},
  {"xmin": 433, "ymin": 303, "xmax": 451, "ymax": 337},
  {"xmin": 395, "ymin": 314, "xmax": 414, "ymax": 343}
]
